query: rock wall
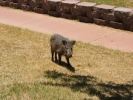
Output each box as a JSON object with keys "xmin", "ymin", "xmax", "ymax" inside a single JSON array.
[{"xmin": 0, "ymin": 0, "xmax": 133, "ymax": 32}]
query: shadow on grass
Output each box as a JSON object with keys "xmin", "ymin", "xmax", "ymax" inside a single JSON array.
[
  {"xmin": 43, "ymin": 70, "xmax": 133, "ymax": 100},
  {"xmin": 54, "ymin": 61, "xmax": 75, "ymax": 72}
]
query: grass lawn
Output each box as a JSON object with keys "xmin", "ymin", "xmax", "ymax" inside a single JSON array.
[
  {"xmin": 81, "ymin": 0, "xmax": 133, "ymax": 8},
  {"xmin": 0, "ymin": 23, "xmax": 133, "ymax": 100}
]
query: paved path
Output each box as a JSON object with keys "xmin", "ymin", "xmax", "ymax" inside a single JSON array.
[{"xmin": 0, "ymin": 6, "xmax": 133, "ymax": 52}]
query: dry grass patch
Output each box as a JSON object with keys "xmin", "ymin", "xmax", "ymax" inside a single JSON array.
[
  {"xmin": 0, "ymin": 24, "xmax": 133, "ymax": 100},
  {"xmin": 81, "ymin": 0, "xmax": 133, "ymax": 8}
]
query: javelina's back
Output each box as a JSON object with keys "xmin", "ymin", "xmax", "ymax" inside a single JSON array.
[{"xmin": 50, "ymin": 34, "xmax": 68, "ymax": 53}]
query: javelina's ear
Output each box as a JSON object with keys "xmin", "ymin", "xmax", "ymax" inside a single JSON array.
[
  {"xmin": 71, "ymin": 41, "xmax": 76, "ymax": 45},
  {"xmin": 62, "ymin": 40, "xmax": 67, "ymax": 45}
]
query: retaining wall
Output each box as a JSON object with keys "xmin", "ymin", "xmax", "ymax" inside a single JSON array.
[{"xmin": 0, "ymin": 0, "xmax": 133, "ymax": 32}]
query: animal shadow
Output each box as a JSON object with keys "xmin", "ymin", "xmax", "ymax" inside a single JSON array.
[{"xmin": 54, "ymin": 60, "xmax": 75, "ymax": 72}]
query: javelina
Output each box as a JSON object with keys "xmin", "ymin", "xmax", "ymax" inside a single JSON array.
[{"xmin": 50, "ymin": 34, "xmax": 76, "ymax": 66}]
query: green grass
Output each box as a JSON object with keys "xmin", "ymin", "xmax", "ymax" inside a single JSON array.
[
  {"xmin": 81, "ymin": 0, "xmax": 133, "ymax": 8},
  {"xmin": 0, "ymin": 23, "xmax": 133, "ymax": 100}
]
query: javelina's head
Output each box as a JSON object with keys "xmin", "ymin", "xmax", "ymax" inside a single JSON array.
[{"xmin": 62, "ymin": 40, "xmax": 76, "ymax": 58}]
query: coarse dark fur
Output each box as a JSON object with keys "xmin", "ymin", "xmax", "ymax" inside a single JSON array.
[{"xmin": 50, "ymin": 34, "xmax": 76, "ymax": 66}]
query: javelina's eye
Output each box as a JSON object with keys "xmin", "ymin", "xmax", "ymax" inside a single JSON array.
[
  {"xmin": 65, "ymin": 47, "xmax": 68, "ymax": 49},
  {"xmin": 71, "ymin": 48, "xmax": 72, "ymax": 50}
]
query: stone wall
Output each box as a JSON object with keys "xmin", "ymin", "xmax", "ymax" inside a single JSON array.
[{"xmin": 0, "ymin": 0, "xmax": 133, "ymax": 32}]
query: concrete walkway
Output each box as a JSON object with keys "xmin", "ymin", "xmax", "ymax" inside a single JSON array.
[{"xmin": 0, "ymin": 6, "xmax": 133, "ymax": 52}]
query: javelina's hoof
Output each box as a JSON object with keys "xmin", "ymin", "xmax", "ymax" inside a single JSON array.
[
  {"xmin": 55, "ymin": 59, "xmax": 58, "ymax": 62},
  {"xmin": 67, "ymin": 63, "xmax": 71, "ymax": 66},
  {"xmin": 58, "ymin": 62, "xmax": 61, "ymax": 65}
]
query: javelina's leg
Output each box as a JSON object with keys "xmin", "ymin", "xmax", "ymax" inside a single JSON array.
[
  {"xmin": 66, "ymin": 57, "xmax": 70, "ymax": 66},
  {"xmin": 58, "ymin": 53, "xmax": 62, "ymax": 65},
  {"xmin": 51, "ymin": 49, "xmax": 54, "ymax": 61},
  {"xmin": 55, "ymin": 53, "xmax": 58, "ymax": 62}
]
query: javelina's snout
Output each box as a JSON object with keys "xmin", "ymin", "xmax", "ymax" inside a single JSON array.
[
  {"xmin": 50, "ymin": 34, "xmax": 76, "ymax": 65},
  {"xmin": 66, "ymin": 54, "xmax": 72, "ymax": 58},
  {"xmin": 69, "ymin": 54, "xmax": 72, "ymax": 58},
  {"xmin": 65, "ymin": 49, "xmax": 73, "ymax": 58}
]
